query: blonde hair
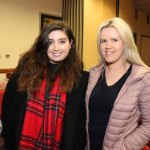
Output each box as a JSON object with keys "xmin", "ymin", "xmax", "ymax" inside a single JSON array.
[{"xmin": 97, "ymin": 17, "xmax": 150, "ymax": 69}]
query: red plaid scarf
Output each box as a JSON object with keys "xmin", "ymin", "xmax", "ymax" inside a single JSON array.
[{"xmin": 19, "ymin": 77, "xmax": 66, "ymax": 150}]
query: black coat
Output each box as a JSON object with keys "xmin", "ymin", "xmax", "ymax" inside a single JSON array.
[{"xmin": 2, "ymin": 71, "xmax": 89, "ymax": 150}]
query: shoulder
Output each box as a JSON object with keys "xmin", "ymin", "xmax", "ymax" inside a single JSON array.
[
  {"xmin": 87, "ymin": 65, "xmax": 104, "ymax": 80},
  {"xmin": 8, "ymin": 71, "xmax": 19, "ymax": 84},
  {"xmin": 131, "ymin": 65, "xmax": 150, "ymax": 91},
  {"xmin": 132, "ymin": 64, "xmax": 150, "ymax": 79},
  {"xmin": 4, "ymin": 71, "xmax": 20, "ymax": 93},
  {"xmin": 89, "ymin": 64, "xmax": 103, "ymax": 73},
  {"xmin": 81, "ymin": 70, "xmax": 89, "ymax": 78},
  {"xmin": 141, "ymin": 71, "xmax": 150, "ymax": 86},
  {"xmin": 79, "ymin": 70, "xmax": 89, "ymax": 85}
]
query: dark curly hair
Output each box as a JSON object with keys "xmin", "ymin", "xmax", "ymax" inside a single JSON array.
[{"xmin": 14, "ymin": 21, "xmax": 82, "ymax": 92}]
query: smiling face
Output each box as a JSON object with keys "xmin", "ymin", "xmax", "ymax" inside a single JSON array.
[
  {"xmin": 99, "ymin": 27, "xmax": 125, "ymax": 66},
  {"xmin": 47, "ymin": 30, "xmax": 71, "ymax": 64}
]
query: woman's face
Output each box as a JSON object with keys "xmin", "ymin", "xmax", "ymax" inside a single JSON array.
[
  {"xmin": 99, "ymin": 27, "xmax": 125, "ymax": 65},
  {"xmin": 47, "ymin": 30, "xmax": 71, "ymax": 64}
]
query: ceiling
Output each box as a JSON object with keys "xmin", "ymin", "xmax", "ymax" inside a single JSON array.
[{"xmin": 133, "ymin": 0, "xmax": 150, "ymax": 14}]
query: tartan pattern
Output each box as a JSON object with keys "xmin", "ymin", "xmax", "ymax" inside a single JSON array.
[{"xmin": 19, "ymin": 77, "xmax": 66, "ymax": 150}]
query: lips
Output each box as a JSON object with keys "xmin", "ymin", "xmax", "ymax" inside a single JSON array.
[
  {"xmin": 52, "ymin": 52, "xmax": 62, "ymax": 57},
  {"xmin": 105, "ymin": 51, "xmax": 114, "ymax": 55}
]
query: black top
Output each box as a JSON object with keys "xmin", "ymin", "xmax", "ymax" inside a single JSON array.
[
  {"xmin": 89, "ymin": 65, "xmax": 132, "ymax": 150},
  {"xmin": 48, "ymin": 62, "xmax": 59, "ymax": 72}
]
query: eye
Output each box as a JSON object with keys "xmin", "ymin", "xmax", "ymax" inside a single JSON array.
[
  {"xmin": 112, "ymin": 39, "xmax": 118, "ymax": 42},
  {"xmin": 100, "ymin": 39, "xmax": 106, "ymax": 44},
  {"xmin": 48, "ymin": 40, "xmax": 53, "ymax": 45},
  {"xmin": 59, "ymin": 40, "xmax": 66, "ymax": 44}
]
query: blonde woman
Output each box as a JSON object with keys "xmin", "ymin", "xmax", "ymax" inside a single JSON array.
[{"xmin": 86, "ymin": 17, "xmax": 150, "ymax": 150}]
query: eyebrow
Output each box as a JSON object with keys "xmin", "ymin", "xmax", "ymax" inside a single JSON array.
[
  {"xmin": 48, "ymin": 38, "xmax": 67, "ymax": 41},
  {"xmin": 100, "ymin": 37, "xmax": 120, "ymax": 39},
  {"xmin": 109, "ymin": 36, "xmax": 120, "ymax": 38}
]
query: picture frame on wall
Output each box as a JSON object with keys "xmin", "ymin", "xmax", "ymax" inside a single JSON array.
[{"xmin": 40, "ymin": 13, "xmax": 62, "ymax": 31}]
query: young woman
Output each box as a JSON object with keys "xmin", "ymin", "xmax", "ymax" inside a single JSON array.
[
  {"xmin": 86, "ymin": 17, "xmax": 150, "ymax": 150},
  {"xmin": 2, "ymin": 21, "xmax": 89, "ymax": 150}
]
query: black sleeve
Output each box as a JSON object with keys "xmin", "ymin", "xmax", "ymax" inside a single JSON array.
[
  {"xmin": 60, "ymin": 70, "xmax": 89, "ymax": 150},
  {"xmin": 1, "ymin": 73, "xmax": 18, "ymax": 136},
  {"xmin": 76, "ymin": 70, "xmax": 89, "ymax": 150}
]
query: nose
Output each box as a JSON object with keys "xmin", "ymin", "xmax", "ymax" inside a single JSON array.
[
  {"xmin": 105, "ymin": 41, "xmax": 112, "ymax": 49},
  {"xmin": 53, "ymin": 43, "xmax": 60, "ymax": 51}
]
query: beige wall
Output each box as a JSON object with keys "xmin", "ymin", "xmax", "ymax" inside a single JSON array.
[
  {"xmin": 83, "ymin": 0, "xmax": 103, "ymax": 70},
  {"xmin": 103, "ymin": 0, "xmax": 116, "ymax": 20},
  {"xmin": 0, "ymin": 0, "xmax": 62, "ymax": 80},
  {"xmin": 83, "ymin": 0, "xmax": 150, "ymax": 70},
  {"xmin": 0, "ymin": 0, "xmax": 150, "ymax": 81},
  {"xmin": 83, "ymin": 0, "xmax": 119, "ymax": 70},
  {"xmin": 0, "ymin": 0, "xmax": 62, "ymax": 69}
]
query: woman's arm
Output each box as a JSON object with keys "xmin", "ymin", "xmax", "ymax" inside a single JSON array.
[
  {"xmin": 113, "ymin": 73, "xmax": 150, "ymax": 150},
  {"xmin": 1, "ymin": 73, "xmax": 18, "ymax": 135},
  {"xmin": 76, "ymin": 71, "xmax": 89, "ymax": 149}
]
